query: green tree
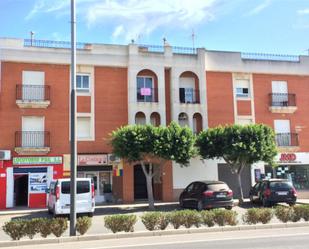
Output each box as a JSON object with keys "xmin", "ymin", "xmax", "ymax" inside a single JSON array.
[
  {"xmin": 196, "ymin": 124, "xmax": 277, "ymax": 204},
  {"xmin": 111, "ymin": 122, "xmax": 196, "ymax": 210}
]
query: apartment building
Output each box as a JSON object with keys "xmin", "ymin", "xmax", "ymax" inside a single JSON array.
[{"xmin": 0, "ymin": 38, "xmax": 309, "ymax": 209}]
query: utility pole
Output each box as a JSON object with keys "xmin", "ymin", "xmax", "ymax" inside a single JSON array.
[{"xmin": 69, "ymin": 0, "xmax": 77, "ymax": 236}]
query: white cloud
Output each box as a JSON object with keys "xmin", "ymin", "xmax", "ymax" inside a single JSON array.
[
  {"xmin": 245, "ymin": 0, "xmax": 271, "ymax": 16},
  {"xmin": 25, "ymin": 0, "xmax": 222, "ymax": 42},
  {"xmin": 298, "ymin": 8, "xmax": 309, "ymax": 15}
]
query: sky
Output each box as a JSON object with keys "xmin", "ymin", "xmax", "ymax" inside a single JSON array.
[{"xmin": 1, "ymin": 0, "xmax": 309, "ymax": 55}]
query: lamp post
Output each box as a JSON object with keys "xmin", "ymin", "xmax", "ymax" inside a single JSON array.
[{"xmin": 69, "ymin": 0, "xmax": 77, "ymax": 236}]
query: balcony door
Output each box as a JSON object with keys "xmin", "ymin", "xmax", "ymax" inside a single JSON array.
[
  {"xmin": 274, "ymin": 120, "xmax": 291, "ymax": 146},
  {"xmin": 22, "ymin": 71, "xmax": 45, "ymax": 101},
  {"xmin": 272, "ymin": 81, "xmax": 288, "ymax": 106},
  {"xmin": 22, "ymin": 117, "xmax": 44, "ymax": 147}
]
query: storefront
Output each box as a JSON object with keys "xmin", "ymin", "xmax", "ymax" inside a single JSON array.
[
  {"xmin": 0, "ymin": 155, "xmax": 63, "ymax": 209},
  {"xmin": 77, "ymin": 154, "xmax": 114, "ymax": 203},
  {"xmin": 265, "ymin": 152, "xmax": 309, "ymax": 198}
]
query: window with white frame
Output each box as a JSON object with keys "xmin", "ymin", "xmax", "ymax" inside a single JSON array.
[
  {"xmin": 235, "ymin": 79, "xmax": 250, "ymax": 98},
  {"xmin": 77, "ymin": 117, "xmax": 91, "ymax": 139},
  {"xmin": 136, "ymin": 76, "xmax": 154, "ymax": 102},
  {"xmin": 76, "ymin": 74, "xmax": 90, "ymax": 93}
]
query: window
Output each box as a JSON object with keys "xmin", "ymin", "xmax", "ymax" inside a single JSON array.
[
  {"xmin": 137, "ymin": 76, "xmax": 154, "ymax": 102},
  {"xmin": 61, "ymin": 181, "xmax": 90, "ymax": 194},
  {"xmin": 77, "ymin": 117, "xmax": 91, "ymax": 139},
  {"xmin": 235, "ymin": 79, "xmax": 250, "ymax": 98},
  {"xmin": 76, "ymin": 74, "xmax": 90, "ymax": 93},
  {"xmin": 178, "ymin": 113, "xmax": 189, "ymax": 127},
  {"xmin": 179, "ymin": 77, "xmax": 197, "ymax": 103}
]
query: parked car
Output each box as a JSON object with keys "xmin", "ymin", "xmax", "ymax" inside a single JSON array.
[
  {"xmin": 47, "ymin": 178, "xmax": 95, "ymax": 217},
  {"xmin": 179, "ymin": 181, "xmax": 234, "ymax": 211},
  {"xmin": 249, "ymin": 179, "xmax": 297, "ymax": 207}
]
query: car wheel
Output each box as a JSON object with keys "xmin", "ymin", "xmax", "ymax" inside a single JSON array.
[
  {"xmin": 88, "ymin": 212, "xmax": 94, "ymax": 217},
  {"xmin": 225, "ymin": 206, "xmax": 233, "ymax": 210},
  {"xmin": 196, "ymin": 200, "xmax": 203, "ymax": 211},
  {"xmin": 179, "ymin": 198, "xmax": 184, "ymax": 208},
  {"xmin": 249, "ymin": 195, "xmax": 254, "ymax": 203},
  {"xmin": 52, "ymin": 206, "xmax": 58, "ymax": 218}
]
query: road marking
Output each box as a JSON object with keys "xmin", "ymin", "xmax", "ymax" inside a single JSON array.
[{"xmin": 85, "ymin": 232, "xmax": 309, "ymax": 249}]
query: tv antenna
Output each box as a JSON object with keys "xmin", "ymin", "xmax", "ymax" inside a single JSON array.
[{"xmin": 191, "ymin": 29, "xmax": 195, "ymax": 50}]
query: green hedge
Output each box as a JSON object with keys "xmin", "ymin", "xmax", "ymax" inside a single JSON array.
[
  {"xmin": 243, "ymin": 208, "xmax": 273, "ymax": 224},
  {"xmin": 104, "ymin": 214, "xmax": 137, "ymax": 233}
]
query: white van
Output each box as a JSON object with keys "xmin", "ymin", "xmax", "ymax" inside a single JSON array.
[{"xmin": 47, "ymin": 178, "xmax": 95, "ymax": 216}]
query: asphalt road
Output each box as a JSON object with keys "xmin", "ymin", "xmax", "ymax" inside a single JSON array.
[{"xmin": 7, "ymin": 227, "xmax": 309, "ymax": 249}]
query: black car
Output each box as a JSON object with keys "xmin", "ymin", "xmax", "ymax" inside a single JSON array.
[
  {"xmin": 179, "ymin": 181, "xmax": 234, "ymax": 211},
  {"xmin": 249, "ymin": 179, "xmax": 297, "ymax": 207}
]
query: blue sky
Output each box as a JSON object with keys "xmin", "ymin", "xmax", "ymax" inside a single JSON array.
[{"xmin": 1, "ymin": 0, "xmax": 309, "ymax": 54}]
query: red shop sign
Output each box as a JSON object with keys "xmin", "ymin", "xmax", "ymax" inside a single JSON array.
[
  {"xmin": 78, "ymin": 154, "xmax": 108, "ymax": 166},
  {"xmin": 280, "ymin": 153, "xmax": 296, "ymax": 162}
]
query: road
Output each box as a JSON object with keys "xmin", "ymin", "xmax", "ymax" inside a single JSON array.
[{"xmin": 7, "ymin": 227, "xmax": 309, "ymax": 249}]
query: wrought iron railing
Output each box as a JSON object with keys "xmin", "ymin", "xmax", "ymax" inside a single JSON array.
[
  {"xmin": 275, "ymin": 133, "xmax": 299, "ymax": 147},
  {"xmin": 137, "ymin": 88, "xmax": 158, "ymax": 102},
  {"xmin": 241, "ymin": 52, "xmax": 300, "ymax": 62},
  {"xmin": 172, "ymin": 46, "xmax": 197, "ymax": 55},
  {"xmin": 179, "ymin": 88, "xmax": 200, "ymax": 104},
  {"xmin": 16, "ymin": 84, "xmax": 50, "ymax": 102},
  {"xmin": 269, "ymin": 93, "xmax": 296, "ymax": 107},
  {"xmin": 15, "ymin": 131, "xmax": 50, "ymax": 148},
  {"xmin": 24, "ymin": 39, "xmax": 87, "ymax": 49}
]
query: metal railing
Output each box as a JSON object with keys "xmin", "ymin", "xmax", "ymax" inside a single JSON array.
[
  {"xmin": 138, "ymin": 44, "xmax": 197, "ymax": 55},
  {"xmin": 172, "ymin": 46, "xmax": 197, "ymax": 55},
  {"xmin": 275, "ymin": 133, "xmax": 299, "ymax": 147},
  {"xmin": 269, "ymin": 93, "xmax": 296, "ymax": 107},
  {"xmin": 137, "ymin": 88, "xmax": 158, "ymax": 102},
  {"xmin": 24, "ymin": 39, "xmax": 87, "ymax": 49},
  {"xmin": 241, "ymin": 52, "xmax": 300, "ymax": 62},
  {"xmin": 179, "ymin": 88, "xmax": 200, "ymax": 104},
  {"xmin": 16, "ymin": 84, "xmax": 50, "ymax": 102},
  {"xmin": 15, "ymin": 131, "xmax": 50, "ymax": 148}
]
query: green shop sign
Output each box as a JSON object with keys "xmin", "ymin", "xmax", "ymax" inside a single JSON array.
[{"xmin": 13, "ymin": 156, "xmax": 62, "ymax": 165}]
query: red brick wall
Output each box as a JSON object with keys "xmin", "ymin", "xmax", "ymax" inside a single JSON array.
[
  {"xmin": 237, "ymin": 100, "xmax": 251, "ymax": 116},
  {"xmin": 77, "ymin": 96, "xmax": 91, "ymax": 113},
  {"xmin": 206, "ymin": 71, "xmax": 234, "ymax": 127},
  {"xmin": 0, "ymin": 62, "xmax": 70, "ymax": 155},
  {"xmin": 253, "ymin": 74, "xmax": 309, "ymax": 151}
]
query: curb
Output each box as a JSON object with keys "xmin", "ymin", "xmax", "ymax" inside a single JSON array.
[{"xmin": 1, "ymin": 222, "xmax": 309, "ymax": 247}]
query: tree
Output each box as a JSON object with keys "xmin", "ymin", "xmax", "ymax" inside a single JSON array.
[
  {"xmin": 111, "ymin": 122, "xmax": 196, "ymax": 210},
  {"xmin": 196, "ymin": 124, "xmax": 277, "ymax": 204}
]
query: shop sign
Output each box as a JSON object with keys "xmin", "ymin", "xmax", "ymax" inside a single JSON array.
[
  {"xmin": 78, "ymin": 154, "xmax": 108, "ymax": 166},
  {"xmin": 13, "ymin": 156, "xmax": 62, "ymax": 165},
  {"xmin": 279, "ymin": 153, "xmax": 298, "ymax": 163},
  {"xmin": 29, "ymin": 172, "xmax": 47, "ymax": 193}
]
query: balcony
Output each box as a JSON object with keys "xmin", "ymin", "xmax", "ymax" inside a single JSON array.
[
  {"xmin": 276, "ymin": 133, "xmax": 299, "ymax": 151},
  {"xmin": 16, "ymin": 84, "xmax": 50, "ymax": 108},
  {"xmin": 269, "ymin": 93, "xmax": 297, "ymax": 113},
  {"xmin": 136, "ymin": 88, "xmax": 158, "ymax": 103},
  {"xmin": 15, "ymin": 131, "xmax": 50, "ymax": 154},
  {"xmin": 179, "ymin": 88, "xmax": 200, "ymax": 104}
]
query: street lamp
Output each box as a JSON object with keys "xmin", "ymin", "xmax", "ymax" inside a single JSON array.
[{"xmin": 70, "ymin": 0, "xmax": 77, "ymax": 236}]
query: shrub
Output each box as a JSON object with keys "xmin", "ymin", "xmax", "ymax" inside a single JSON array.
[
  {"xmin": 200, "ymin": 210, "xmax": 215, "ymax": 227},
  {"xmin": 213, "ymin": 209, "xmax": 238, "ymax": 226},
  {"xmin": 37, "ymin": 218, "xmax": 52, "ymax": 238},
  {"xmin": 167, "ymin": 210, "xmax": 201, "ymax": 229},
  {"xmin": 258, "ymin": 208, "xmax": 273, "ymax": 224},
  {"xmin": 76, "ymin": 216, "xmax": 92, "ymax": 235},
  {"xmin": 141, "ymin": 212, "xmax": 161, "ymax": 231},
  {"xmin": 104, "ymin": 214, "xmax": 137, "ymax": 233},
  {"xmin": 2, "ymin": 219, "xmax": 27, "ymax": 240},
  {"xmin": 51, "ymin": 218, "xmax": 68, "ymax": 237},
  {"xmin": 275, "ymin": 206, "xmax": 293, "ymax": 223},
  {"xmin": 243, "ymin": 208, "xmax": 273, "ymax": 225},
  {"xmin": 24, "ymin": 218, "xmax": 41, "ymax": 239},
  {"xmin": 158, "ymin": 213, "xmax": 169, "ymax": 230},
  {"xmin": 167, "ymin": 211, "xmax": 185, "ymax": 229},
  {"xmin": 292, "ymin": 206, "xmax": 303, "ymax": 222},
  {"xmin": 294, "ymin": 205, "xmax": 309, "ymax": 221}
]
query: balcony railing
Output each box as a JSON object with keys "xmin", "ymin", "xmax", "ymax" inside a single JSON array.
[
  {"xmin": 16, "ymin": 84, "xmax": 50, "ymax": 102},
  {"xmin": 179, "ymin": 88, "xmax": 200, "ymax": 104},
  {"xmin": 269, "ymin": 93, "xmax": 296, "ymax": 107},
  {"xmin": 15, "ymin": 131, "xmax": 50, "ymax": 148},
  {"xmin": 137, "ymin": 88, "xmax": 158, "ymax": 102},
  {"xmin": 275, "ymin": 133, "xmax": 299, "ymax": 147}
]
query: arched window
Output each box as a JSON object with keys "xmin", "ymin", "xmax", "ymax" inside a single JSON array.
[
  {"xmin": 179, "ymin": 71, "xmax": 200, "ymax": 104},
  {"xmin": 178, "ymin": 112, "xmax": 189, "ymax": 127},
  {"xmin": 135, "ymin": 112, "xmax": 146, "ymax": 125},
  {"xmin": 193, "ymin": 113, "xmax": 203, "ymax": 134},
  {"xmin": 136, "ymin": 69, "xmax": 158, "ymax": 102},
  {"xmin": 150, "ymin": 112, "xmax": 161, "ymax": 127}
]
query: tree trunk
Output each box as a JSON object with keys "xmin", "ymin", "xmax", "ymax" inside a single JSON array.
[
  {"xmin": 141, "ymin": 163, "xmax": 155, "ymax": 210},
  {"xmin": 237, "ymin": 173, "xmax": 244, "ymax": 205}
]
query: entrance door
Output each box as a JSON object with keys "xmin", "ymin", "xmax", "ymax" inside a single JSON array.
[
  {"xmin": 14, "ymin": 175, "xmax": 28, "ymax": 206},
  {"xmin": 22, "ymin": 117, "xmax": 44, "ymax": 147},
  {"xmin": 22, "ymin": 71, "xmax": 45, "ymax": 101},
  {"xmin": 134, "ymin": 165, "xmax": 148, "ymax": 200}
]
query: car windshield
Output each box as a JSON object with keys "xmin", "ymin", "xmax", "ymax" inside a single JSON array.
[
  {"xmin": 269, "ymin": 181, "xmax": 293, "ymax": 190},
  {"xmin": 207, "ymin": 183, "xmax": 229, "ymax": 191},
  {"xmin": 61, "ymin": 181, "xmax": 90, "ymax": 194}
]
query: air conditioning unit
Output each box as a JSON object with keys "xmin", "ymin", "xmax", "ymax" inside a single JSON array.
[
  {"xmin": 108, "ymin": 154, "xmax": 120, "ymax": 164},
  {"xmin": 0, "ymin": 150, "xmax": 11, "ymax": 160}
]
